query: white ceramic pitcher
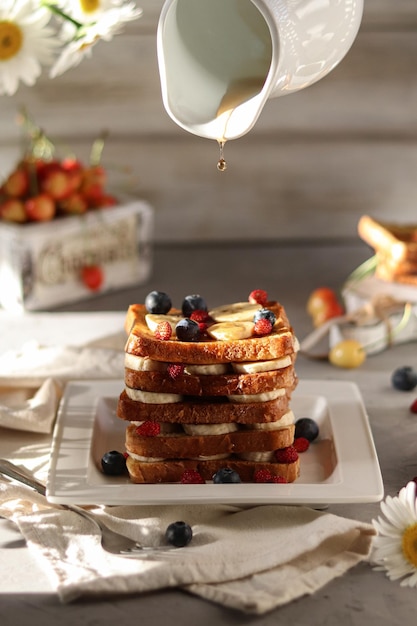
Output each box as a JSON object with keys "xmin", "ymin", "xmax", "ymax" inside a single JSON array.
[{"xmin": 157, "ymin": 0, "xmax": 364, "ymax": 141}]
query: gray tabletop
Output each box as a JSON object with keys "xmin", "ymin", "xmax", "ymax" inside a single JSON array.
[{"xmin": 1, "ymin": 241, "xmax": 416, "ymax": 626}]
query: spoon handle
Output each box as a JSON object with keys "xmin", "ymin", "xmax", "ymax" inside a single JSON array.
[{"xmin": 0, "ymin": 458, "xmax": 46, "ymax": 496}]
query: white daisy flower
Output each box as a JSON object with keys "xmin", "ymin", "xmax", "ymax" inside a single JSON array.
[
  {"xmin": 57, "ymin": 0, "xmax": 136, "ymax": 25},
  {"xmin": 371, "ymin": 480, "xmax": 417, "ymax": 587},
  {"xmin": 50, "ymin": 2, "xmax": 142, "ymax": 78},
  {"xmin": 0, "ymin": 0, "xmax": 60, "ymax": 95}
]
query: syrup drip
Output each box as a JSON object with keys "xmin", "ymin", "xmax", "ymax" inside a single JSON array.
[
  {"xmin": 215, "ymin": 77, "xmax": 265, "ymax": 171},
  {"xmin": 217, "ymin": 141, "xmax": 227, "ymax": 172}
]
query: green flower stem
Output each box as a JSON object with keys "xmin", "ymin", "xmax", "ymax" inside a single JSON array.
[
  {"xmin": 90, "ymin": 130, "xmax": 109, "ymax": 166},
  {"xmin": 40, "ymin": 1, "xmax": 84, "ymax": 30},
  {"xmin": 345, "ymin": 256, "xmax": 378, "ymax": 285}
]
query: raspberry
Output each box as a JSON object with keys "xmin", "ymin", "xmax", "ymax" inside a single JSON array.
[
  {"xmin": 190, "ymin": 309, "xmax": 210, "ymax": 323},
  {"xmin": 271, "ymin": 475, "xmax": 288, "ymax": 483},
  {"xmin": 180, "ymin": 470, "xmax": 205, "ymax": 484},
  {"xmin": 81, "ymin": 265, "xmax": 103, "ymax": 291},
  {"xmin": 249, "ymin": 289, "xmax": 268, "ymax": 306},
  {"xmin": 154, "ymin": 320, "xmax": 172, "ymax": 340},
  {"xmin": 167, "ymin": 363, "xmax": 185, "ymax": 379},
  {"xmin": 136, "ymin": 421, "xmax": 160, "ymax": 437},
  {"xmin": 274, "ymin": 446, "xmax": 299, "ymax": 463},
  {"xmin": 254, "ymin": 469, "xmax": 273, "ymax": 483},
  {"xmin": 410, "ymin": 399, "xmax": 417, "ymax": 414},
  {"xmin": 253, "ymin": 318, "xmax": 273, "ymax": 336},
  {"xmin": 294, "ymin": 437, "xmax": 310, "ymax": 453}
]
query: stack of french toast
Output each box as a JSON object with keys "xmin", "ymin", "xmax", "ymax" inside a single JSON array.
[
  {"xmin": 358, "ymin": 215, "xmax": 417, "ymax": 285},
  {"xmin": 117, "ymin": 290, "xmax": 301, "ymax": 484}
]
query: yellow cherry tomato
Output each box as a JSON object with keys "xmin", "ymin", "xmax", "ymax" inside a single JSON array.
[{"xmin": 328, "ymin": 339, "xmax": 366, "ymax": 369}]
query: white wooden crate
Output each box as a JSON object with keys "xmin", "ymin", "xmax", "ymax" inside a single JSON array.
[{"xmin": 0, "ymin": 200, "xmax": 153, "ymax": 311}]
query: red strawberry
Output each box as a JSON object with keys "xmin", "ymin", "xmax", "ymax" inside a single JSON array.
[
  {"xmin": 294, "ymin": 437, "xmax": 310, "ymax": 453},
  {"xmin": 249, "ymin": 289, "xmax": 268, "ymax": 306},
  {"xmin": 271, "ymin": 475, "xmax": 288, "ymax": 483},
  {"xmin": 155, "ymin": 321, "xmax": 172, "ymax": 341},
  {"xmin": 25, "ymin": 193, "xmax": 56, "ymax": 221},
  {"xmin": 167, "ymin": 363, "xmax": 185, "ymax": 379},
  {"xmin": 253, "ymin": 318, "xmax": 273, "ymax": 336},
  {"xmin": 274, "ymin": 446, "xmax": 299, "ymax": 463},
  {"xmin": 136, "ymin": 421, "xmax": 161, "ymax": 437},
  {"xmin": 254, "ymin": 469, "xmax": 273, "ymax": 483},
  {"xmin": 180, "ymin": 469, "xmax": 205, "ymax": 484},
  {"xmin": 190, "ymin": 309, "xmax": 210, "ymax": 323},
  {"xmin": 410, "ymin": 399, "xmax": 417, "ymax": 414},
  {"xmin": 81, "ymin": 265, "xmax": 104, "ymax": 291},
  {"xmin": 0, "ymin": 198, "xmax": 27, "ymax": 222}
]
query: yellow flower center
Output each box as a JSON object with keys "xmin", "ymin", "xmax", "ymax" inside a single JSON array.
[
  {"xmin": 0, "ymin": 21, "xmax": 22, "ymax": 61},
  {"xmin": 79, "ymin": 0, "xmax": 101, "ymax": 14},
  {"xmin": 402, "ymin": 523, "xmax": 417, "ymax": 567}
]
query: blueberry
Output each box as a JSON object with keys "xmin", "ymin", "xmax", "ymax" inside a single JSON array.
[
  {"xmin": 145, "ymin": 290, "xmax": 172, "ymax": 314},
  {"xmin": 392, "ymin": 366, "xmax": 417, "ymax": 391},
  {"xmin": 176, "ymin": 318, "xmax": 200, "ymax": 341},
  {"xmin": 212, "ymin": 467, "xmax": 242, "ymax": 483},
  {"xmin": 165, "ymin": 521, "xmax": 193, "ymax": 547},
  {"xmin": 101, "ymin": 450, "xmax": 127, "ymax": 476},
  {"xmin": 182, "ymin": 294, "xmax": 208, "ymax": 317},
  {"xmin": 253, "ymin": 308, "xmax": 276, "ymax": 326},
  {"xmin": 294, "ymin": 418, "xmax": 319, "ymax": 442}
]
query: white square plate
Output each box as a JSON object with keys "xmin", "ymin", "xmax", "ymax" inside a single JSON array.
[{"xmin": 47, "ymin": 379, "xmax": 384, "ymax": 506}]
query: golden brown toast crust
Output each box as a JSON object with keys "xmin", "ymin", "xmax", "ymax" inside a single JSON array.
[
  {"xmin": 126, "ymin": 424, "xmax": 295, "ymax": 458},
  {"xmin": 124, "ymin": 365, "xmax": 297, "ymax": 396},
  {"xmin": 117, "ymin": 389, "xmax": 293, "ymax": 424},
  {"xmin": 124, "ymin": 302, "xmax": 297, "ymax": 363},
  {"xmin": 126, "ymin": 456, "xmax": 300, "ymax": 483},
  {"xmin": 358, "ymin": 215, "xmax": 417, "ymax": 284}
]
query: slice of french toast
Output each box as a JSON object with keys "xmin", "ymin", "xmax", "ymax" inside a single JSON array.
[
  {"xmin": 126, "ymin": 423, "xmax": 295, "ymax": 459},
  {"xmin": 126, "ymin": 456, "xmax": 300, "ymax": 484},
  {"xmin": 124, "ymin": 301, "xmax": 298, "ymax": 363},
  {"xmin": 117, "ymin": 389, "xmax": 294, "ymax": 424},
  {"xmin": 124, "ymin": 362, "xmax": 297, "ymax": 396}
]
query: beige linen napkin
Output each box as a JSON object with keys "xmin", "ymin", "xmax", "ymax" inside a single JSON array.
[
  {"xmin": 0, "ymin": 331, "xmax": 125, "ymax": 433},
  {"xmin": 0, "ymin": 480, "xmax": 375, "ymax": 613}
]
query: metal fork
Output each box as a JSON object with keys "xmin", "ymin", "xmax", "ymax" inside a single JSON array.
[{"xmin": 0, "ymin": 459, "xmax": 176, "ymax": 557}]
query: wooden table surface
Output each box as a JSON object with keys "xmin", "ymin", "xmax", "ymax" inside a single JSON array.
[{"xmin": 1, "ymin": 241, "xmax": 416, "ymax": 626}]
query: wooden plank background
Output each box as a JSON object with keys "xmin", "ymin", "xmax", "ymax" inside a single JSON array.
[{"xmin": 1, "ymin": 0, "xmax": 416, "ymax": 243}]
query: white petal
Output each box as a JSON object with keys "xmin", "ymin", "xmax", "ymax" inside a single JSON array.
[
  {"xmin": 400, "ymin": 571, "xmax": 417, "ymax": 587},
  {"xmin": 381, "ymin": 498, "xmax": 413, "ymax": 528},
  {"xmin": 373, "ymin": 516, "xmax": 403, "ymax": 538},
  {"xmin": 401, "ymin": 481, "xmax": 417, "ymax": 516}
]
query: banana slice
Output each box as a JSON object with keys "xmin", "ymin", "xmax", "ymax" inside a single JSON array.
[
  {"xmin": 228, "ymin": 388, "xmax": 286, "ymax": 404},
  {"xmin": 191, "ymin": 453, "xmax": 231, "ymax": 461},
  {"xmin": 127, "ymin": 452, "xmax": 166, "ymax": 462},
  {"xmin": 245, "ymin": 410, "xmax": 295, "ymax": 430},
  {"xmin": 145, "ymin": 313, "xmax": 181, "ymax": 335},
  {"xmin": 238, "ymin": 451, "xmax": 275, "ymax": 462},
  {"xmin": 209, "ymin": 302, "xmax": 260, "ymax": 322},
  {"xmin": 125, "ymin": 354, "xmax": 167, "ymax": 372},
  {"xmin": 125, "ymin": 386, "xmax": 183, "ymax": 404},
  {"xmin": 183, "ymin": 422, "xmax": 238, "ymax": 435},
  {"xmin": 207, "ymin": 321, "xmax": 254, "ymax": 341},
  {"xmin": 232, "ymin": 355, "xmax": 292, "ymax": 374},
  {"xmin": 184, "ymin": 363, "xmax": 229, "ymax": 375}
]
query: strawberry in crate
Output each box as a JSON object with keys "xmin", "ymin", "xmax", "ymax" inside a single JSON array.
[{"xmin": 0, "ymin": 113, "xmax": 117, "ymax": 223}]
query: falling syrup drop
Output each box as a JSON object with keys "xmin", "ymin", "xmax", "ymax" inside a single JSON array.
[{"xmin": 217, "ymin": 141, "xmax": 227, "ymax": 172}]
